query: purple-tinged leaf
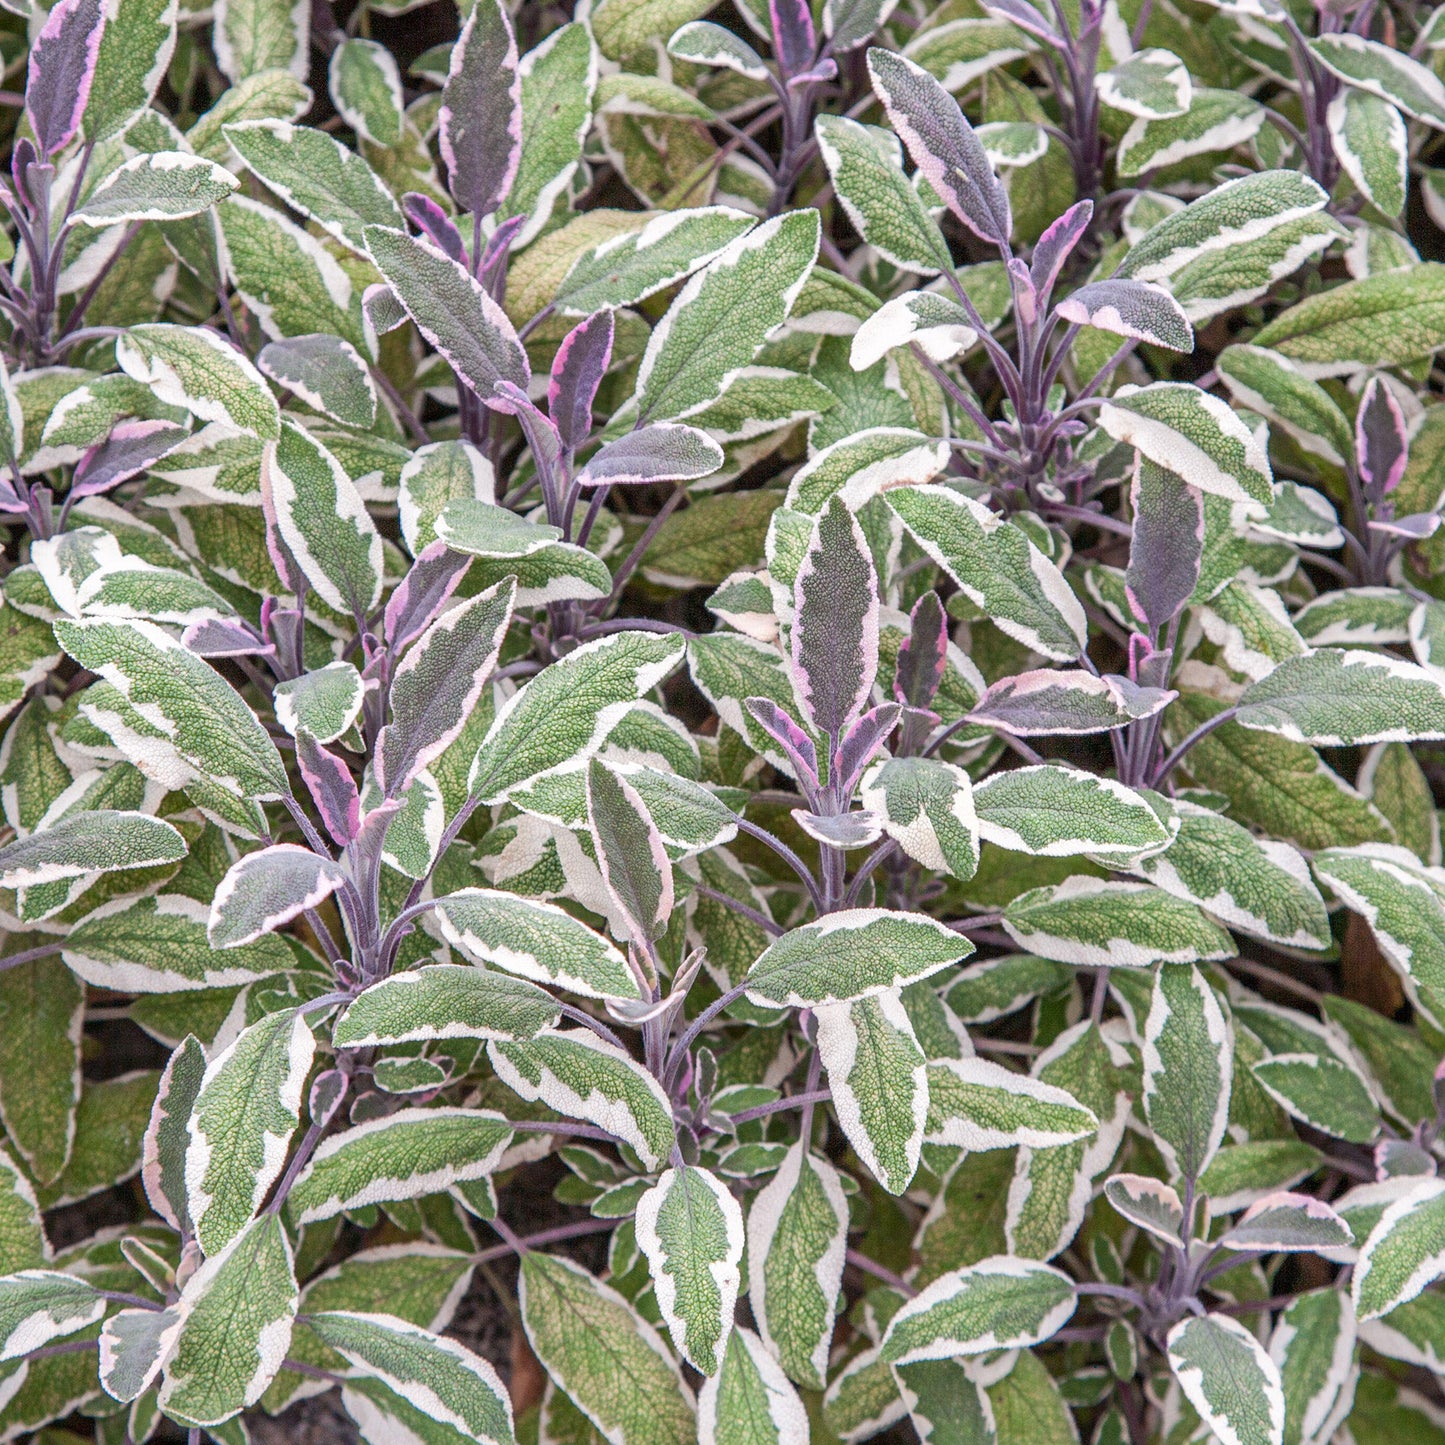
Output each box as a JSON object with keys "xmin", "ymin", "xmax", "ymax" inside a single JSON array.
[
  {"xmin": 1009, "ymin": 257, "xmax": 1039, "ymax": 326},
  {"xmin": 771, "ymin": 0, "xmax": 817, "ymax": 77},
  {"xmin": 835, "ymin": 702, "xmax": 901, "ymax": 795},
  {"xmin": 11, "ymin": 137, "xmax": 36, "ymax": 205},
  {"xmin": 587, "ymin": 756, "xmax": 673, "ymax": 946},
  {"xmin": 295, "ymin": 730, "xmax": 360, "ymax": 848},
  {"xmin": 384, "ymin": 539, "xmax": 473, "ymax": 653},
  {"xmin": 26, "ymin": 0, "xmax": 105, "ymax": 156},
  {"xmin": 209, "ymin": 843, "xmax": 347, "ymax": 949},
  {"xmin": 403, "ymin": 192, "xmax": 467, "ymax": 265},
  {"xmin": 792, "ymin": 495, "xmax": 880, "ymax": 740},
  {"xmin": 377, "ymin": 576, "xmax": 516, "ymax": 797},
  {"xmin": 977, "ymin": 0, "xmax": 1058, "ymax": 42},
  {"xmin": 894, "ymin": 592, "xmax": 948, "ymax": 710},
  {"xmin": 788, "ymin": 58, "xmax": 838, "ymax": 86},
  {"xmin": 182, "ymin": 617, "xmax": 273, "ymax": 659},
  {"xmin": 1220, "ymin": 1191, "xmax": 1353, "ymax": 1252},
  {"xmin": 1054, "ymin": 279, "xmax": 1193, "ymax": 353},
  {"xmin": 71, "ymin": 419, "xmax": 187, "ymax": 499},
  {"xmin": 1357, "ymin": 377, "xmax": 1408, "ymax": 498},
  {"xmin": 575, "ymin": 423, "xmax": 724, "ymax": 488},
  {"xmin": 866, "ymin": 48, "xmax": 1011, "ymax": 248},
  {"xmin": 793, "ymin": 808, "xmax": 884, "ymax": 848},
  {"xmin": 1127, "ymin": 457, "xmax": 1204, "ymax": 633},
  {"xmin": 478, "ymin": 213, "xmax": 526, "ymax": 300},
  {"xmin": 1031, "ymin": 200, "xmax": 1092, "ymax": 301},
  {"xmin": 745, "ymin": 696, "xmax": 819, "ymax": 785},
  {"xmin": 548, "ymin": 310, "xmax": 614, "ymax": 453},
  {"xmin": 1370, "ymin": 512, "xmax": 1440, "ymax": 540},
  {"xmin": 364, "ymin": 225, "xmax": 530, "ymax": 402},
  {"xmin": 969, "ymin": 669, "xmax": 1174, "ymax": 735},
  {"xmin": 439, "ymin": 0, "xmax": 521, "ymax": 219}
]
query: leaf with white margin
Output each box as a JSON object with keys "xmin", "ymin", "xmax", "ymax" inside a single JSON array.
[
  {"xmin": 100, "ymin": 1302, "xmax": 185, "ymax": 1403},
  {"xmin": 973, "ymin": 766, "xmax": 1172, "ymax": 859},
  {"xmin": 1120, "ymin": 171, "xmax": 1329, "ymax": 284},
  {"xmin": 433, "ymin": 888, "xmax": 640, "ymax": 1001},
  {"xmin": 0, "ymin": 809, "xmax": 184, "ymax": 888},
  {"xmin": 880, "ymin": 1257, "xmax": 1075, "ymax": 1366},
  {"xmin": 1104, "ymin": 1173, "xmax": 1186, "ymax": 1243},
  {"xmin": 329, "ymin": 37, "xmax": 402, "ymax": 145},
  {"xmin": 468, "ymin": 631, "xmax": 685, "ymax": 804},
  {"xmin": 1116, "ymin": 89, "xmax": 1264, "ymax": 180},
  {"xmin": 308, "ymin": 1311, "xmax": 514, "ymax": 1445},
  {"xmin": 1004, "ymin": 877, "xmax": 1236, "ymax": 966},
  {"xmin": 378, "ymin": 577, "xmax": 515, "ymax": 797},
  {"xmin": 0, "ymin": 1272, "xmax": 104, "ymax": 1361},
  {"xmin": 1251, "ymin": 1054, "xmax": 1381, "ymax": 1144},
  {"xmin": 71, "ymin": 151, "xmax": 238, "ymax": 226},
  {"xmin": 1054, "ymin": 279, "xmax": 1193, "ymax": 351},
  {"xmin": 1095, "ymin": 48, "xmax": 1191, "ymax": 118},
  {"xmin": 575, "ymin": 423, "xmax": 723, "ymax": 489},
  {"xmin": 1134, "ymin": 801, "xmax": 1331, "ymax": 949},
  {"xmin": 861, "ymin": 756, "xmax": 979, "ymax": 880},
  {"xmin": 158, "ymin": 1212, "xmax": 298, "ymax": 1427},
  {"xmin": 815, "ymin": 991, "xmax": 928, "ymax": 1196},
  {"xmin": 0, "ymin": 1146, "xmax": 44, "ymax": 1274},
  {"xmin": 1357, "ymin": 1291, "xmax": 1445, "ymax": 1376},
  {"xmin": 822, "ymin": 1344, "xmax": 908, "ymax": 1443},
  {"xmin": 334, "ymin": 965, "xmax": 560, "ymax": 1048},
  {"xmin": 849, "ymin": 291, "xmax": 977, "ymax": 371},
  {"xmin": 1220, "ymin": 1192, "xmax": 1354, "ymax": 1252},
  {"xmin": 264, "ymin": 419, "xmax": 382, "ymax": 620},
  {"xmin": 669, "ymin": 19, "xmax": 768, "ymax": 78},
  {"xmin": 888, "ymin": 485, "xmax": 1086, "ymax": 661},
  {"xmin": 970, "ymin": 669, "xmax": 1173, "ymax": 736},
  {"xmin": 587, "ymin": 756, "xmax": 673, "ymax": 946},
  {"xmin": 1310, "ymin": 33, "xmax": 1445, "ymax": 126},
  {"xmin": 814, "ymin": 114, "xmax": 954, "ymax": 275},
  {"xmin": 208, "ymin": 844, "xmax": 346, "ymax": 950},
  {"xmin": 976, "ymin": 120, "xmax": 1047, "ymax": 167},
  {"xmin": 746, "ymin": 1143, "xmax": 848, "ymax": 1390},
  {"xmin": 1099, "ymin": 382, "xmax": 1272, "ymax": 507},
  {"xmin": 924, "ymin": 1056, "xmax": 1097, "ymax": 1150},
  {"xmin": 1144, "ymin": 963, "xmax": 1232, "ymax": 1185},
  {"xmin": 521, "ymin": 1252, "xmax": 695, "ymax": 1444},
  {"xmin": 636, "ymin": 1165, "xmax": 743, "ymax": 1375},
  {"xmin": 54, "ymin": 617, "xmax": 291, "ymax": 800},
  {"xmin": 287, "ymin": 1109, "xmax": 515, "ymax": 1225},
  {"xmin": 115, "ymin": 323, "xmax": 279, "ymax": 440},
  {"xmin": 364, "ymin": 225, "xmax": 530, "ymax": 402},
  {"xmin": 743, "ymin": 909, "xmax": 967, "ymax": 1009},
  {"xmin": 1236, "ymin": 649, "xmax": 1445, "ymax": 746},
  {"xmin": 631, "ymin": 209, "xmax": 820, "ymax": 424},
  {"xmin": 553, "ymin": 207, "xmax": 755, "ymax": 316},
  {"xmin": 1217, "ymin": 345, "xmax": 1354, "ymax": 468},
  {"xmin": 1312, "ymin": 843, "xmax": 1445, "ymax": 994},
  {"xmin": 1328, "ymin": 90, "xmax": 1407, "ymax": 217},
  {"xmin": 1270, "ymin": 1290, "xmax": 1356, "ymax": 1445},
  {"xmin": 699, "ymin": 1326, "xmax": 810, "ymax": 1445},
  {"xmin": 783, "ymin": 426, "xmax": 950, "ymax": 516},
  {"xmin": 488, "ymin": 1030, "xmax": 675, "ymax": 1170},
  {"xmin": 184, "ymin": 1007, "xmax": 314, "ymax": 1256},
  {"xmin": 257, "ymin": 334, "xmax": 375, "ymax": 429},
  {"xmin": 273, "ymin": 662, "xmax": 363, "ymax": 744},
  {"xmin": 1167, "ymin": 1313, "xmax": 1285, "ymax": 1445},
  {"xmin": 1353, "ymin": 1177, "xmax": 1445, "ymax": 1319}
]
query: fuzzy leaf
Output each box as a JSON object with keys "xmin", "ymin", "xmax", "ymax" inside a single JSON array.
[{"xmin": 1167, "ymin": 1313, "xmax": 1285, "ymax": 1445}]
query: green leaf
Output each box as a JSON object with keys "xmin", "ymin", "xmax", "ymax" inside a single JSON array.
[
  {"xmin": 0, "ymin": 956, "xmax": 82, "ymax": 1185},
  {"xmin": 698, "ymin": 1327, "xmax": 810, "ymax": 1445},
  {"xmin": 1116, "ymin": 88, "xmax": 1264, "ymax": 179},
  {"xmin": 1328, "ymin": 90, "xmax": 1407, "ymax": 217},
  {"xmin": 1003, "ymin": 878, "xmax": 1235, "ymax": 967},
  {"xmin": 0, "ymin": 1148, "xmax": 45, "ymax": 1274},
  {"xmin": 815, "ymin": 991, "xmax": 928, "ymax": 1195},
  {"xmin": 745, "ymin": 1143, "xmax": 848, "ymax": 1390},
  {"xmin": 274, "ymin": 662, "xmax": 364, "ymax": 744},
  {"xmin": 142, "ymin": 1035, "xmax": 207, "ymax": 1234},
  {"xmin": 1250, "ymin": 1054, "xmax": 1381, "ymax": 1144},
  {"xmin": 308, "ymin": 1311, "xmax": 514, "ymax": 1445},
  {"xmin": 1250, "ymin": 264, "xmax": 1445, "ymax": 376},
  {"xmin": 0, "ymin": 1271, "xmax": 104, "ymax": 1360},
  {"xmin": 185, "ymin": 1007, "xmax": 314, "ymax": 1255},
  {"xmin": 71, "ymin": 152, "xmax": 238, "ymax": 226},
  {"xmin": 1143, "ymin": 963, "xmax": 1232, "ymax": 1185},
  {"xmin": 743, "ymin": 908, "xmax": 967, "ymax": 1009},
  {"xmin": 1167, "ymin": 1313, "xmax": 1285, "ymax": 1445},
  {"xmin": 208, "ymin": 844, "xmax": 346, "ymax": 950},
  {"xmin": 1217, "ymin": 344, "xmax": 1353, "ymax": 468},
  {"xmin": 1310, "ymin": 33, "xmax": 1445, "ymax": 126},
  {"xmin": 115, "ymin": 324, "xmax": 279, "ymax": 439},
  {"xmin": 489, "ymin": 1030, "xmax": 675, "ymax": 1169},
  {"xmin": 224, "ymin": 119, "xmax": 405, "ymax": 254},
  {"xmin": 889, "ymin": 485, "xmax": 1086, "ymax": 660},
  {"xmin": 636, "ymin": 1165, "xmax": 743, "ymax": 1374},
  {"xmin": 1096, "ymin": 48, "xmax": 1191, "ymax": 118},
  {"xmin": 925, "ymin": 1056, "xmax": 1097, "ymax": 1150},
  {"xmin": 520, "ymin": 1253, "xmax": 695, "ymax": 1445},
  {"xmin": 587, "ymin": 757, "xmax": 673, "ymax": 945},
  {"xmin": 1104, "ymin": 1173, "xmax": 1186, "ymax": 1243},
  {"xmin": 288, "ymin": 1109, "xmax": 514, "ymax": 1225},
  {"xmin": 0, "ymin": 809, "xmax": 184, "ymax": 888},
  {"xmin": 632, "ymin": 210, "xmax": 820, "ymax": 423},
  {"xmin": 330, "ymin": 38, "xmax": 403, "ymax": 146},
  {"xmin": 84, "ymin": 0, "xmax": 177, "ymax": 141},
  {"xmin": 159, "ymin": 1212, "xmax": 298, "ymax": 1426},
  {"xmin": 861, "ymin": 756, "xmax": 979, "ymax": 880},
  {"xmin": 258, "ymin": 334, "xmax": 377, "ymax": 428},
  {"xmin": 1099, "ymin": 382, "xmax": 1273, "ymax": 506},
  {"xmin": 1270, "ymin": 1290, "xmax": 1356, "ymax": 1445},
  {"xmin": 880, "ymin": 1257, "xmax": 1075, "ymax": 1365},
  {"xmin": 973, "ymin": 765, "xmax": 1172, "ymax": 858},
  {"xmin": 468, "ymin": 631, "xmax": 685, "ymax": 803},
  {"xmin": 214, "ymin": 0, "xmax": 307, "ymax": 84},
  {"xmin": 335, "ymin": 965, "xmax": 560, "ymax": 1048}
]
